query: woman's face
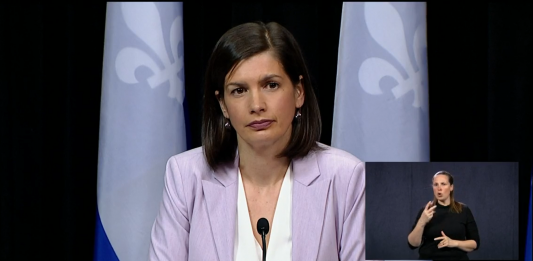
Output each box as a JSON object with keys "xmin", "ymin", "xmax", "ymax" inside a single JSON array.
[
  {"xmin": 433, "ymin": 174, "xmax": 453, "ymax": 204},
  {"xmin": 217, "ymin": 51, "xmax": 304, "ymax": 151}
]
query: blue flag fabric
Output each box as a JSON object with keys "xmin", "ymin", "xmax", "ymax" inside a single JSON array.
[
  {"xmin": 94, "ymin": 2, "xmax": 187, "ymax": 260},
  {"xmin": 332, "ymin": 2, "xmax": 429, "ymax": 162},
  {"xmin": 333, "ymin": 3, "xmax": 429, "ymax": 261}
]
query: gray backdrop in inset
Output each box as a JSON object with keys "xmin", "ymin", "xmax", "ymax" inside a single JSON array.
[{"xmin": 365, "ymin": 162, "xmax": 519, "ymax": 260}]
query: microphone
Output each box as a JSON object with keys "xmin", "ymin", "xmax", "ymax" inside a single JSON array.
[{"xmin": 257, "ymin": 218, "xmax": 270, "ymax": 261}]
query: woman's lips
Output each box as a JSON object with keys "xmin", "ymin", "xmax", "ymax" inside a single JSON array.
[{"xmin": 248, "ymin": 120, "xmax": 273, "ymax": 130}]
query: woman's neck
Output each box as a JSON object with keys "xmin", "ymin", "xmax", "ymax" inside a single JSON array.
[
  {"xmin": 238, "ymin": 143, "xmax": 290, "ymax": 188},
  {"xmin": 438, "ymin": 198, "xmax": 451, "ymax": 206}
]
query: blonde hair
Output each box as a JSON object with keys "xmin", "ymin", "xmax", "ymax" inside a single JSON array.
[{"xmin": 432, "ymin": 170, "xmax": 463, "ymax": 213}]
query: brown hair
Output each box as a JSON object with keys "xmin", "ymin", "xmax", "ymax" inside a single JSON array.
[
  {"xmin": 201, "ymin": 21, "xmax": 322, "ymax": 170},
  {"xmin": 432, "ymin": 170, "xmax": 463, "ymax": 213}
]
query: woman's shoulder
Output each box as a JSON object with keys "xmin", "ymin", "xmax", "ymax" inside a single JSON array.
[
  {"xmin": 166, "ymin": 147, "xmax": 211, "ymax": 176},
  {"xmin": 169, "ymin": 146, "xmax": 204, "ymax": 160},
  {"xmin": 458, "ymin": 202, "xmax": 468, "ymax": 207},
  {"xmin": 457, "ymin": 202, "xmax": 472, "ymax": 212},
  {"xmin": 313, "ymin": 142, "xmax": 364, "ymax": 167},
  {"xmin": 307, "ymin": 142, "xmax": 364, "ymax": 180}
]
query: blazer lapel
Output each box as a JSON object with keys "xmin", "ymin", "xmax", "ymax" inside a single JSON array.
[
  {"xmin": 292, "ymin": 151, "xmax": 331, "ymax": 261},
  {"xmin": 202, "ymin": 155, "xmax": 239, "ymax": 261}
]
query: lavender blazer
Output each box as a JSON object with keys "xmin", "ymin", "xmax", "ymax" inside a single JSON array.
[{"xmin": 149, "ymin": 143, "xmax": 366, "ymax": 261}]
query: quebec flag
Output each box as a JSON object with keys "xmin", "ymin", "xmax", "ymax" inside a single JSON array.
[
  {"xmin": 332, "ymin": 2, "xmax": 429, "ymax": 162},
  {"xmin": 94, "ymin": 2, "xmax": 187, "ymax": 261},
  {"xmin": 332, "ymin": 3, "xmax": 429, "ymax": 261}
]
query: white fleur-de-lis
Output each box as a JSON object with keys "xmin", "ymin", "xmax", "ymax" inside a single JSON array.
[
  {"xmin": 358, "ymin": 2, "xmax": 426, "ymax": 108},
  {"xmin": 115, "ymin": 2, "xmax": 184, "ymax": 103}
]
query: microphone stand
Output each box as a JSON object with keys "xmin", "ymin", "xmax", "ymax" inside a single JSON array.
[
  {"xmin": 257, "ymin": 217, "xmax": 269, "ymax": 261},
  {"xmin": 261, "ymin": 230, "xmax": 267, "ymax": 261}
]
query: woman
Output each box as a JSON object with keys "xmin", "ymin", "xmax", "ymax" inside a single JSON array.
[
  {"xmin": 148, "ymin": 21, "xmax": 366, "ymax": 261},
  {"xmin": 407, "ymin": 171, "xmax": 480, "ymax": 260}
]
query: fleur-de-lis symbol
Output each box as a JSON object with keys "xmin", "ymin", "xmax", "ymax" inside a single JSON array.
[
  {"xmin": 358, "ymin": 2, "xmax": 426, "ymax": 108},
  {"xmin": 115, "ymin": 2, "xmax": 184, "ymax": 103}
]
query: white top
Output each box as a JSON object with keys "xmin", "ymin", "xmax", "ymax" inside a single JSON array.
[{"xmin": 234, "ymin": 163, "xmax": 293, "ymax": 261}]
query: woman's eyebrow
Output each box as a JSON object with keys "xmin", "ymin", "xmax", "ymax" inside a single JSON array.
[
  {"xmin": 259, "ymin": 74, "xmax": 282, "ymax": 82},
  {"xmin": 225, "ymin": 81, "xmax": 247, "ymax": 89},
  {"xmin": 226, "ymin": 74, "xmax": 283, "ymax": 89}
]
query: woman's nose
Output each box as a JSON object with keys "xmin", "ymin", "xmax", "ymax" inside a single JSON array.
[{"xmin": 249, "ymin": 90, "xmax": 266, "ymax": 113}]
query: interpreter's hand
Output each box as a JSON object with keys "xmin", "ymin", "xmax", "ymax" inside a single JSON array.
[
  {"xmin": 435, "ymin": 231, "xmax": 458, "ymax": 248},
  {"xmin": 418, "ymin": 201, "xmax": 437, "ymax": 226}
]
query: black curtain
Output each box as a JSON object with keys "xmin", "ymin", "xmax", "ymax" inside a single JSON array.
[
  {"xmin": 1, "ymin": 2, "xmax": 531, "ymax": 260},
  {"xmin": 1, "ymin": 3, "xmax": 106, "ymax": 260}
]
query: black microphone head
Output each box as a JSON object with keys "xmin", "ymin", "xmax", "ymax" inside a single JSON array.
[{"xmin": 257, "ymin": 217, "xmax": 269, "ymax": 235}]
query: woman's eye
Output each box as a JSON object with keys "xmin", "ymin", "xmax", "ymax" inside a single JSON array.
[
  {"xmin": 232, "ymin": 88, "xmax": 245, "ymax": 94},
  {"xmin": 266, "ymin": 82, "xmax": 279, "ymax": 89}
]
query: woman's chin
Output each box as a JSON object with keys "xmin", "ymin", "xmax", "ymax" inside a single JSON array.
[{"xmin": 238, "ymin": 132, "xmax": 291, "ymax": 151}]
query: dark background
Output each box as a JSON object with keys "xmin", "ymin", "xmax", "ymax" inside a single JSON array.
[
  {"xmin": 1, "ymin": 2, "xmax": 531, "ymax": 260},
  {"xmin": 366, "ymin": 162, "xmax": 519, "ymax": 260}
]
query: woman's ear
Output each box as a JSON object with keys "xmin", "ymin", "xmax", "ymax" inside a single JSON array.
[
  {"xmin": 295, "ymin": 75, "xmax": 305, "ymax": 108},
  {"xmin": 215, "ymin": 90, "xmax": 229, "ymax": 118}
]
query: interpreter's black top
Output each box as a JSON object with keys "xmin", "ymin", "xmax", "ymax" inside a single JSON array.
[{"xmin": 408, "ymin": 202, "xmax": 480, "ymax": 260}]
